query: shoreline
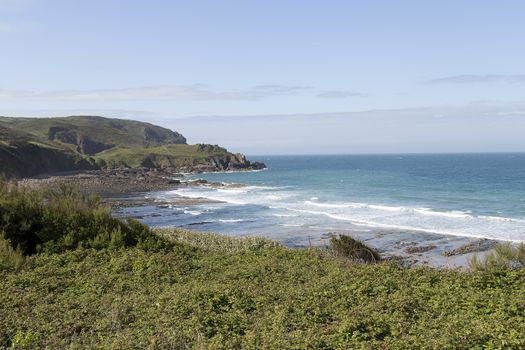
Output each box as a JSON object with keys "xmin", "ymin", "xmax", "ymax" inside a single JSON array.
[
  {"xmin": 18, "ymin": 168, "xmax": 248, "ymax": 196},
  {"xmin": 111, "ymin": 193, "xmax": 501, "ymax": 269},
  {"xmin": 19, "ymin": 169, "xmax": 501, "ymax": 269}
]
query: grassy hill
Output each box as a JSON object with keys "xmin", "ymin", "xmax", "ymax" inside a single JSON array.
[
  {"xmin": 94, "ymin": 144, "xmax": 263, "ymax": 172},
  {"xmin": 0, "ymin": 116, "xmax": 264, "ymax": 178},
  {"xmin": 0, "ymin": 116, "xmax": 186, "ymax": 155}
]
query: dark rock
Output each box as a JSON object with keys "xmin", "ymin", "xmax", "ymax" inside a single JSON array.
[
  {"xmin": 405, "ymin": 245, "xmax": 436, "ymax": 254},
  {"xmin": 442, "ymin": 239, "xmax": 497, "ymax": 256}
]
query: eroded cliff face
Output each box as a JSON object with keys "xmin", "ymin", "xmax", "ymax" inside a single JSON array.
[
  {"xmin": 192, "ymin": 145, "xmax": 265, "ymax": 171},
  {"xmin": 192, "ymin": 153, "xmax": 266, "ymax": 172},
  {"xmin": 136, "ymin": 152, "xmax": 265, "ymax": 173},
  {"xmin": 48, "ymin": 127, "xmax": 115, "ymax": 155}
]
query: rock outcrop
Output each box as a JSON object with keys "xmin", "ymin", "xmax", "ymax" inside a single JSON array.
[{"xmin": 48, "ymin": 126, "xmax": 115, "ymax": 155}]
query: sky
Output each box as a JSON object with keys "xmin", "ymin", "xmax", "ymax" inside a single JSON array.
[{"xmin": 1, "ymin": 0, "xmax": 525, "ymax": 154}]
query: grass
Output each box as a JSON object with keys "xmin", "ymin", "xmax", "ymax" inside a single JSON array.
[
  {"xmin": 0, "ymin": 116, "xmax": 186, "ymax": 151},
  {"xmin": 469, "ymin": 242, "xmax": 525, "ymax": 271},
  {"xmin": 156, "ymin": 227, "xmax": 282, "ymax": 253},
  {"xmin": 94, "ymin": 144, "xmax": 232, "ymax": 169},
  {"xmin": 27, "ymin": 140, "xmax": 65, "ymax": 150},
  {"xmin": 1, "ymin": 183, "xmax": 525, "ymax": 348}
]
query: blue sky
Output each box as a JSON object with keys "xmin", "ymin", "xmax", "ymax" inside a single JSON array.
[{"xmin": 1, "ymin": 0, "xmax": 525, "ymax": 153}]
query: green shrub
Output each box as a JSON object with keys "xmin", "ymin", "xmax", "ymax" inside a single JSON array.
[
  {"xmin": 329, "ymin": 234, "xmax": 381, "ymax": 263},
  {"xmin": 0, "ymin": 180, "xmax": 174, "ymax": 256},
  {"xmin": 469, "ymin": 243, "xmax": 525, "ymax": 272}
]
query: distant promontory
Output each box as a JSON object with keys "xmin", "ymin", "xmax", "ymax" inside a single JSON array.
[{"xmin": 0, "ymin": 115, "xmax": 265, "ymax": 178}]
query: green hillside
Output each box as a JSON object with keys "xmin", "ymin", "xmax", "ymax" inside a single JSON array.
[
  {"xmin": 0, "ymin": 116, "xmax": 264, "ymax": 178},
  {"xmin": 0, "ymin": 116, "xmax": 186, "ymax": 155},
  {"xmin": 94, "ymin": 144, "xmax": 263, "ymax": 171}
]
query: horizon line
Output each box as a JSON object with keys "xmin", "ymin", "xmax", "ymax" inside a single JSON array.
[{"xmin": 246, "ymin": 151, "xmax": 525, "ymax": 157}]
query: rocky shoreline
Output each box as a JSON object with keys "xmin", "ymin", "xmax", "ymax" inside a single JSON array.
[
  {"xmin": 19, "ymin": 168, "xmax": 500, "ymax": 269},
  {"xmin": 20, "ymin": 169, "xmax": 182, "ymax": 195},
  {"xmin": 19, "ymin": 168, "xmax": 248, "ymax": 196}
]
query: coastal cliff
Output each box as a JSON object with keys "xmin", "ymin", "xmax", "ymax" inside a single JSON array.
[{"xmin": 0, "ymin": 116, "xmax": 265, "ymax": 178}]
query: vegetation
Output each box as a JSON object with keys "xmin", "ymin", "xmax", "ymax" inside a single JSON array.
[
  {"xmin": 469, "ymin": 242, "xmax": 525, "ymax": 271},
  {"xmin": 1, "ymin": 184, "xmax": 525, "ymax": 349},
  {"xmin": 156, "ymin": 227, "xmax": 282, "ymax": 253},
  {"xmin": 0, "ymin": 116, "xmax": 262, "ymax": 178},
  {"xmin": 0, "ymin": 180, "xmax": 178, "ymax": 263},
  {"xmin": 329, "ymin": 234, "xmax": 381, "ymax": 263},
  {"xmin": 0, "ymin": 126, "xmax": 97, "ymax": 178},
  {"xmin": 93, "ymin": 144, "xmax": 234, "ymax": 169},
  {"xmin": 0, "ymin": 116, "xmax": 187, "ymax": 153}
]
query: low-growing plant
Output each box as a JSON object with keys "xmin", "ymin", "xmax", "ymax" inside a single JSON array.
[
  {"xmin": 329, "ymin": 234, "xmax": 381, "ymax": 263},
  {"xmin": 8, "ymin": 330, "xmax": 37, "ymax": 349},
  {"xmin": 2, "ymin": 236, "xmax": 525, "ymax": 349},
  {"xmin": 469, "ymin": 242, "xmax": 525, "ymax": 271}
]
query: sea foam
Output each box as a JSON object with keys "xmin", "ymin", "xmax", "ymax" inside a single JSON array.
[{"xmin": 163, "ymin": 174, "xmax": 525, "ymax": 242}]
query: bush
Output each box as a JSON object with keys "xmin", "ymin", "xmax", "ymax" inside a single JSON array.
[
  {"xmin": 0, "ymin": 180, "xmax": 173, "ymax": 256},
  {"xmin": 469, "ymin": 243, "xmax": 525, "ymax": 271},
  {"xmin": 329, "ymin": 234, "xmax": 381, "ymax": 263}
]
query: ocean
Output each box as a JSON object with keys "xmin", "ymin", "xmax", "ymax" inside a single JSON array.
[{"xmin": 115, "ymin": 153, "xmax": 525, "ymax": 248}]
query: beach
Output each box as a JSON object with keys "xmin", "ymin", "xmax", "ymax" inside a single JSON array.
[{"xmin": 20, "ymin": 153, "xmax": 525, "ymax": 268}]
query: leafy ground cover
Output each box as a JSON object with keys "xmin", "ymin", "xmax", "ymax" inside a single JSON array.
[{"xmin": 1, "ymin": 183, "xmax": 525, "ymax": 349}]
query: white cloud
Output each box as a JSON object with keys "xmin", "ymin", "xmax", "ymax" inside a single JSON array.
[
  {"xmin": 317, "ymin": 91, "xmax": 364, "ymax": 99},
  {"xmin": 425, "ymin": 74, "xmax": 525, "ymax": 84},
  {"xmin": 0, "ymin": 85, "xmax": 313, "ymax": 101},
  {"xmin": 0, "ymin": 108, "xmax": 163, "ymax": 119}
]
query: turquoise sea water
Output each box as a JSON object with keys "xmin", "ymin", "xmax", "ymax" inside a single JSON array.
[{"xmin": 116, "ymin": 154, "xmax": 525, "ymax": 243}]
